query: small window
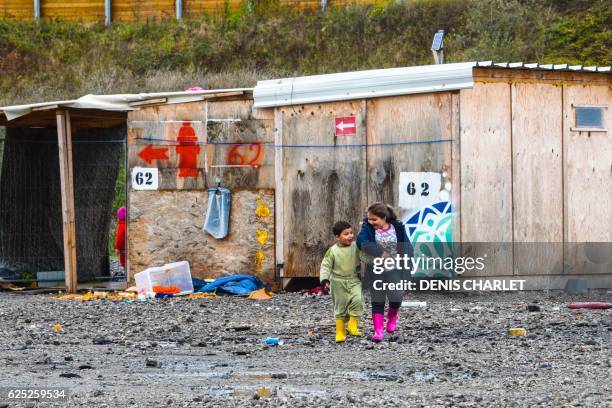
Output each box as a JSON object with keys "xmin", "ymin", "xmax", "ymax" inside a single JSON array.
[{"xmin": 572, "ymin": 105, "xmax": 607, "ymax": 132}]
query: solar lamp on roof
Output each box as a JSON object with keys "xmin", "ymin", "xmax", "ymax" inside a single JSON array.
[{"xmin": 432, "ymin": 30, "xmax": 445, "ymax": 64}]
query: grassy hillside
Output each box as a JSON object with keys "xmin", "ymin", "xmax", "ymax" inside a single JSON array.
[{"xmin": 0, "ymin": 0, "xmax": 609, "ymax": 106}]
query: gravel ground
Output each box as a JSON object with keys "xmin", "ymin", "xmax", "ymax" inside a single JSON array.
[{"xmin": 0, "ymin": 290, "xmax": 610, "ymax": 407}]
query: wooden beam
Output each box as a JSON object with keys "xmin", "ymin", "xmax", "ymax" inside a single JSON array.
[
  {"xmin": 450, "ymin": 92, "xmax": 461, "ymax": 245},
  {"xmin": 56, "ymin": 110, "xmax": 78, "ymax": 292},
  {"xmin": 274, "ymin": 108, "xmax": 284, "ymax": 278}
]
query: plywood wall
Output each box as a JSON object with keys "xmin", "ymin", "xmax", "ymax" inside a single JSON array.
[
  {"xmin": 279, "ymin": 101, "xmax": 367, "ymax": 278},
  {"xmin": 0, "ymin": 0, "xmax": 381, "ymax": 21},
  {"xmin": 459, "ymin": 72, "xmax": 611, "ymax": 282},
  {"xmin": 511, "ymin": 83, "xmax": 563, "ymax": 276},
  {"xmin": 127, "ymin": 98, "xmax": 277, "ymax": 287},
  {"xmin": 563, "ymin": 84, "xmax": 612, "ymax": 276},
  {"xmin": 366, "ymin": 93, "xmax": 453, "ymax": 215},
  {"xmin": 0, "ymin": 0, "xmax": 33, "ymax": 19},
  {"xmin": 366, "ymin": 92, "xmax": 455, "ymax": 278},
  {"xmin": 277, "ymin": 92, "xmax": 456, "ymax": 279},
  {"xmin": 459, "ymin": 82, "xmax": 513, "ymax": 276},
  {"xmin": 43, "ymin": 0, "xmax": 104, "ymax": 21}
]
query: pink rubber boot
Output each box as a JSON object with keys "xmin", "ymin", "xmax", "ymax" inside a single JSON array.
[
  {"xmin": 386, "ymin": 307, "xmax": 400, "ymax": 333},
  {"xmin": 371, "ymin": 314, "xmax": 385, "ymax": 342}
]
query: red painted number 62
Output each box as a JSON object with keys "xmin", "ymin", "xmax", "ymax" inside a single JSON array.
[{"xmin": 227, "ymin": 144, "xmax": 263, "ymax": 167}]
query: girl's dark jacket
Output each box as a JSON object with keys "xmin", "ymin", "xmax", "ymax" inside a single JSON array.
[{"xmin": 356, "ymin": 218, "xmax": 414, "ymax": 264}]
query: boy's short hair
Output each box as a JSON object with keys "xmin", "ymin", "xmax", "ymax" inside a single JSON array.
[{"xmin": 332, "ymin": 221, "xmax": 352, "ymax": 236}]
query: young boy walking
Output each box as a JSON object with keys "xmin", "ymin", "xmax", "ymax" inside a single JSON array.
[{"xmin": 320, "ymin": 221, "xmax": 364, "ymax": 342}]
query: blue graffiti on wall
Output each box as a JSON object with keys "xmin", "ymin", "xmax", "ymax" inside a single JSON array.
[{"xmin": 405, "ymin": 201, "xmax": 455, "ymax": 278}]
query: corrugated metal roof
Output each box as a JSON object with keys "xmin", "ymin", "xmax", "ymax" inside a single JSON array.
[
  {"xmin": 0, "ymin": 88, "xmax": 252, "ymax": 122},
  {"xmin": 475, "ymin": 61, "xmax": 611, "ymax": 72},
  {"xmin": 253, "ymin": 62, "xmax": 476, "ymax": 108},
  {"xmin": 253, "ymin": 61, "xmax": 611, "ymax": 108}
]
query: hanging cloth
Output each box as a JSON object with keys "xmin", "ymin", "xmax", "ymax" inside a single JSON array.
[{"xmin": 203, "ymin": 187, "xmax": 231, "ymax": 239}]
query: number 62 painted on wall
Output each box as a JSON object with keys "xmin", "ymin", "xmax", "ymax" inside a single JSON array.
[
  {"xmin": 406, "ymin": 182, "xmax": 429, "ymax": 196},
  {"xmin": 131, "ymin": 167, "xmax": 159, "ymax": 190}
]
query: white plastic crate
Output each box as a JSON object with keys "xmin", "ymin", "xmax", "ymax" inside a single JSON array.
[{"xmin": 134, "ymin": 261, "xmax": 194, "ymax": 296}]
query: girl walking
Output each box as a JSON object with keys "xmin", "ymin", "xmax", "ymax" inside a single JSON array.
[{"xmin": 357, "ymin": 202, "xmax": 413, "ymax": 342}]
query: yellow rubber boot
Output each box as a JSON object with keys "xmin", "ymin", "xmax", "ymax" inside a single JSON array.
[
  {"xmin": 335, "ymin": 319, "xmax": 347, "ymax": 343},
  {"xmin": 347, "ymin": 316, "xmax": 363, "ymax": 337}
]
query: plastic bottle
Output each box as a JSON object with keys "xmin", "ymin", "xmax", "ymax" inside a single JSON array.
[
  {"xmin": 401, "ymin": 301, "xmax": 427, "ymax": 308},
  {"xmin": 264, "ymin": 337, "xmax": 283, "ymax": 346}
]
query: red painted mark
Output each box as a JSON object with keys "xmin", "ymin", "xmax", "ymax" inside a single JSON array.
[
  {"xmin": 335, "ymin": 116, "xmax": 356, "ymax": 136},
  {"xmin": 138, "ymin": 144, "xmax": 169, "ymax": 164},
  {"xmin": 176, "ymin": 121, "xmax": 200, "ymax": 177},
  {"xmin": 227, "ymin": 143, "xmax": 264, "ymax": 167}
]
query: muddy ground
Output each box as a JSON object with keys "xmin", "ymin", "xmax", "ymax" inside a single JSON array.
[{"xmin": 0, "ymin": 290, "xmax": 610, "ymax": 407}]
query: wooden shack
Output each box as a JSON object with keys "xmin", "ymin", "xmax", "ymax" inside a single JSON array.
[
  {"xmin": 252, "ymin": 61, "xmax": 611, "ymax": 289},
  {"xmin": 126, "ymin": 90, "xmax": 278, "ymax": 288},
  {"xmin": 126, "ymin": 62, "xmax": 610, "ymax": 290},
  {"xmin": 1, "ymin": 61, "xmax": 610, "ymax": 292}
]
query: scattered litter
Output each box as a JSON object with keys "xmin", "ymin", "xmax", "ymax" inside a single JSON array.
[
  {"xmin": 230, "ymin": 325, "xmax": 251, "ymax": 331},
  {"xmin": 54, "ymin": 291, "xmax": 137, "ymax": 302},
  {"xmin": 264, "ymin": 337, "xmax": 283, "ymax": 346},
  {"xmin": 59, "ymin": 373, "xmax": 81, "ymax": 379},
  {"xmin": 271, "ymin": 373, "xmax": 288, "ymax": 379},
  {"xmin": 254, "ymin": 387, "xmax": 270, "ymax": 399},
  {"xmin": 145, "ymin": 358, "xmax": 162, "ymax": 368},
  {"xmin": 568, "ymin": 302, "xmax": 612, "ymax": 310},
  {"xmin": 247, "ymin": 288, "xmax": 273, "ymax": 300},
  {"xmin": 187, "ymin": 292, "xmax": 218, "ymax": 299},
  {"xmin": 82, "ymin": 292, "xmax": 97, "ymax": 301},
  {"xmin": 52, "ymin": 324, "xmax": 63, "ymax": 332},
  {"xmin": 527, "ymin": 304, "xmax": 541, "ymax": 312},
  {"xmin": 303, "ymin": 284, "xmax": 329, "ymax": 296},
  {"xmin": 402, "ymin": 301, "xmax": 427, "ymax": 308},
  {"xmin": 508, "ymin": 328, "xmax": 527, "ymax": 336},
  {"xmin": 0, "ymin": 282, "xmax": 25, "ymax": 291},
  {"xmin": 135, "ymin": 261, "xmax": 194, "ymax": 296},
  {"xmin": 153, "ymin": 285, "xmax": 180, "ymax": 295}
]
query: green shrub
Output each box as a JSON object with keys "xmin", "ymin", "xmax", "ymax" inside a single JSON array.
[{"xmin": 0, "ymin": 1, "xmax": 608, "ymax": 106}]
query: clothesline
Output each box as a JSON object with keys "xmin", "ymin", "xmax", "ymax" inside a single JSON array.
[{"xmin": 135, "ymin": 137, "xmax": 453, "ymax": 148}]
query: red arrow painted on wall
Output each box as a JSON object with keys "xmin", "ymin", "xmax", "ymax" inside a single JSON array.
[{"xmin": 138, "ymin": 144, "xmax": 169, "ymax": 164}]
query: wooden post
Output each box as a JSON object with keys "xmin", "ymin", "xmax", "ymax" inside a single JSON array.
[
  {"xmin": 34, "ymin": 0, "xmax": 40, "ymax": 21},
  {"xmin": 105, "ymin": 0, "xmax": 111, "ymax": 26},
  {"xmin": 56, "ymin": 110, "xmax": 78, "ymax": 292},
  {"xmin": 274, "ymin": 108, "xmax": 284, "ymax": 280},
  {"xmin": 176, "ymin": 0, "xmax": 182, "ymax": 20}
]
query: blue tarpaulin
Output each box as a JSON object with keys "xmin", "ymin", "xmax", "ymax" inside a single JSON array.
[{"xmin": 198, "ymin": 274, "xmax": 265, "ymax": 296}]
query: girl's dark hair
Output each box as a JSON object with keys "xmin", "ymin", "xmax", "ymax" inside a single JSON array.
[
  {"xmin": 367, "ymin": 202, "xmax": 397, "ymax": 221},
  {"xmin": 332, "ymin": 221, "xmax": 352, "ymax": 236}
]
